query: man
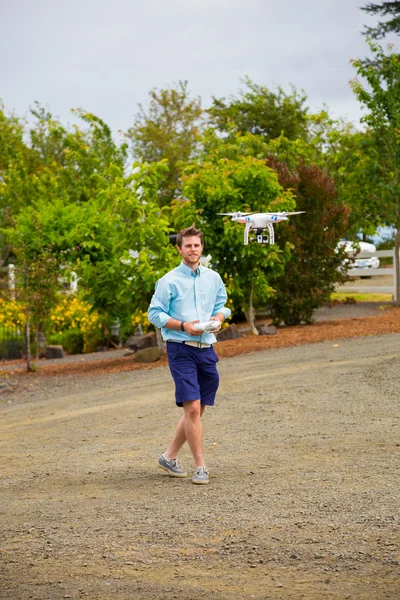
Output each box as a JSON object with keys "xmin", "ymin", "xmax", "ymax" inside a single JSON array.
[{"xmin": 148, "ymin": 226, "xmax": 231, "ymax": 485}]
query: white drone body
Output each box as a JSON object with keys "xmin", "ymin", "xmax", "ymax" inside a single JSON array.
[{"xmin": 218, "ymin": 211, "xmax": 305, "ymax": 245}]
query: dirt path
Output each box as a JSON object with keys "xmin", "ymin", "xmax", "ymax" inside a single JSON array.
[{"xmin": 1, "ymin": 335, "xmax": 399, "ymax": 599}]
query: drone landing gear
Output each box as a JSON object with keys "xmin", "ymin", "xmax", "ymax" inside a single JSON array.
[
  {"xmin": 250, "ymin": 224, "xmax": 275, "ymax": 244},
  {"xmin": 244, "ymin": 223, "xmax": 275, "ymax": 245}
]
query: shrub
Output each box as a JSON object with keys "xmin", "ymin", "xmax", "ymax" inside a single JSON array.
[
  {"xmin": 47, "ymin": 329, "xmax": 84, "ymax": 354},
  {"xmin": 0, "ymin": 336, "xmax": 25, "ymax": 360},
  {"xmin": 47, "ymin": 296, "xmax": 105, "ymax": 352},
  {"xmin": 0, "ymin": 299, "xmax": 26, "ymax": 329},
  {"xmin": 267, "ymin": 160, "xmax": 350, "ymax": 325}
]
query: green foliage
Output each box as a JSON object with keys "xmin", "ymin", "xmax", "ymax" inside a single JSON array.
[
  {"xmin": 1, "ymin": 104, "xmax": 178, "ymax": 339},
  {"xmin": 208, "ymin": 77, "xmax": 309, "ymax": 142},
  {"xmin": 127, "ymin": 81, "xmax": 204, "ymax": 206},
  {"xmin": 182, "ymin": 131, "xmax": 295, "ymax": 328},
  {"xmin": 350, "ymin": 40, "xmax": 400, "ymax": 300},
  {"xmin": 73, "ymin": 160, "xmax": 178, "ymax": 322},
  {"xmin": 47, "ymin": 328, "xmax": 84, "ymax": 354},
  {"xmin": 29, "ymin": 104, "xmax": 128, "ymax": 201},
  {"xmin": 1, "ymin": 213, "xmax": 64, "ymax": 329},
  {"xmin": 0, "ymin": 104, "xmax": 39, "ymax": 265}
]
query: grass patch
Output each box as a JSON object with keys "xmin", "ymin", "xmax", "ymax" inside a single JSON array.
[{"xmin": 331, "ymin": 292, "xmax": 393, "ymax": 303}]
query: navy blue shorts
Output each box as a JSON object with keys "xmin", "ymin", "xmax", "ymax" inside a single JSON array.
[{"xmin": 166, "ymin": 341, "xmax": 220, "ymax": 407}]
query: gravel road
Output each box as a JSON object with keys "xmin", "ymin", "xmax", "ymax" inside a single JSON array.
[{"xmin": 1, "ymin": 334, "xmax": 399, "ymax": 599}]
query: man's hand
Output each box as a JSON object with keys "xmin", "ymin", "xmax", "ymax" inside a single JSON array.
[
  {"xmin": 183, "ymin": 320, "xmax": 203, "ymax": 336},
  {"xmin": 209, "ymin": 316, "xmax": 223, "ymax": 332}
]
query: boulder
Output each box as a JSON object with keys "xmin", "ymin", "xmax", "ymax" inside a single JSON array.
[
  {"xmin": 216, "ymin": 323, "xmax": 241, "ymax": 342},
  {"xmin": 256, "ymin": 324, "xmax": 277, "ymax": 336},
  {"xmin": 125, "ymin": 333, "xmax": 156, "ymax": 351},
  {"xmin": 134, "ymin": 347, "xmax": 162, "ymax": 363},
  {"xmin": 45, "ymin": 345, "xmax": 65, "ymax": 359}
]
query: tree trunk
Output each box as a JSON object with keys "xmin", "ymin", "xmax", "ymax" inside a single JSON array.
[
  {"xmin": 155, "ymin": 327, "xmax": 165, "ymax": 351},
  {"xmin": 25, "ymin": 318, "xmax": 34, "ymax": 372},
  {"xmin": 244, "ymin": 282, "xmax": 259, "ymax": 335},
  {"xmin": 395, "ymin": 225, "xmax": 400, "ymax": 305}
]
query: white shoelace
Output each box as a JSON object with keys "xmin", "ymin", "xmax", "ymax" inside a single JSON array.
[{"xmin": 195, "ymin": 466, "xmax": 208, "ymax": 475}]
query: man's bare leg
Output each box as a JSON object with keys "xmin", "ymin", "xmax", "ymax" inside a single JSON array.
[
  {"xmin": 182, "ymin": 400, "xmax": 205, "ymax": 467},
  {"xmin": 164, "ymin": 402, "xmax": 205, "ymax": 464}
]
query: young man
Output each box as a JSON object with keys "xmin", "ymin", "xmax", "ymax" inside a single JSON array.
[{"xmin": 148, "ymin": 226, "xmax": 231, "ymax": 484}]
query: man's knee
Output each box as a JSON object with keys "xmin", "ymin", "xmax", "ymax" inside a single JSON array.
[{"xmin": 184, "ymin": 400, "xmax": 201, "ymax": 419}]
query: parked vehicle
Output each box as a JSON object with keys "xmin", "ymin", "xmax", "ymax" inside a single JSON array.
[{"xmin": 337, "ymin": 240, "xmax": 380, "ymax": 277}]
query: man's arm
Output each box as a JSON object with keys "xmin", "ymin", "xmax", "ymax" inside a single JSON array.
[
  {"xmin": 148, "ymin": 279, "xmax": 171, "ymax": 329},
  {"xmin": 211, "ymin": 276, "xmax": 231, "ymax": 323},
  {"xmin": 148, "ymin": 280, "xmax": 200, "ymax": 335}
]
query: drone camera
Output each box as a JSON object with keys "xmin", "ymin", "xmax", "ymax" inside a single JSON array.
[{"xmin": 250, "ymin": 234, "xmax": 269, "ymax": 244}]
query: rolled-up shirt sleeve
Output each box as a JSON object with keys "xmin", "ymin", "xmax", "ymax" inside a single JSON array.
[
  {"xmin": 212, "ymin": 276, "xmax": 231, "ymax": 320},
  {"xmin": 148, "ymin": 279, "xmax": 171, "ymax": 329}
]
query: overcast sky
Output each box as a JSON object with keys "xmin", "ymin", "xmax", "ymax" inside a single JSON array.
[{"xmin": 1, "ymin": 0, "xmax": 398, "ymax": 137}]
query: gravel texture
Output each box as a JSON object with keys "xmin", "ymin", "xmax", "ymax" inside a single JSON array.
[{"xmin": 1, "ymin": 321, "xmax": 399, "ymax": 599}]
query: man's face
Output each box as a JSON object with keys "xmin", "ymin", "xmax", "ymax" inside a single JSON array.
[{"xmin": 178, "ymin": 235, "xmax": 204, "ymax": 266}]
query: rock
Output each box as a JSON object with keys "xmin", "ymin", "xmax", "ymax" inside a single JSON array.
[
  {"xmin": 256, "ymin": 324, "xmax": 277, "ymax": 336},
  {"xmin": 123, "ymin": 349, "xmax": 135, "ymax": 357},
  {"xmin": 125, "ymin": 333, "xmax": 156, "ymax": 351},
  {"xmin": 134, "ymin": 347, "xmax": 162, "ymax": 363},
  {"xmin": 45, "ymin": 345, "xmax": 64, "ymax": 359},
  {"xmin": 216, "ymin": 324, "xmax": 241, "ymax": 341}
]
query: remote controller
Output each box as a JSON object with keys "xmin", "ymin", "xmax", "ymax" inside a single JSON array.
[{"xmin": 193, "ymin": 321, "xmax": 220, "ymax": 332}]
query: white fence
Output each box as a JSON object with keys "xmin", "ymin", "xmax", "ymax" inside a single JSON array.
[{"xmin": 338, "ymin": 249, "xmax": 398, "ymax": 301}]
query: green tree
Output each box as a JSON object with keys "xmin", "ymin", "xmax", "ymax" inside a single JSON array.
[
  {"xmin": 362, "ymin": 1, "xmax": 400, "ymax": 39},
  {"xmin": 73, "ymin": 161, "xmax": 178, "ymax": 330},
  {"xmin": 28, "ymin": 105, "xmax": 128, "ymax": 204},
  {"xmin": 0, "ymin": 104, "xmax": 39, "ymax": 266},
  {"xmin": 0, "ymin": 202, "xmax": 72, "ymax": 371},
  {"xmin": 208, "ymin": 77, "xmax": 309, "ymax": 143},
  {"xmin": 350, "ymin": 40, "xmax": 400, "ymax": 302},
  {"xmin": 0, "ymin": 104, "xmax": 129, "ymax": 269},
  {"xmin": 127, "ymin": 81, "xmax": 204, "ymax": 207},
  {"xmin": 324, "ymin": 128, "xmax": 385, "ymax": 237},
  {"xmin": 183, "ymin": 131, "xmax": 295, "ymax": 333}
]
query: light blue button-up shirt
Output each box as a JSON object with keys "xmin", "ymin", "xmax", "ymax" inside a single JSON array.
[{"xmin": 148, "ymin": 262, "xmax": 231, "ymax": 344}]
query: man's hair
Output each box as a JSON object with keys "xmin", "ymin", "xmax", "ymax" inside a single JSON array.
[{"xmin": 176, "ymin": 225, "xmax": 204, "ymax": 248}]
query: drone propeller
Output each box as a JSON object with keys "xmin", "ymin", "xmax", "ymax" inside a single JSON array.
[
  {"xmin": 217, "ymin": 212, "xmax": 253, "ymax": 216},
  {"xmin": 270, "ymin": 211, "xmax": 305, "ymax": 216}
]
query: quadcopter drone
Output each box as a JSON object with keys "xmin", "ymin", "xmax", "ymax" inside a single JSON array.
[{"xmin": 217, "ymin": 210, "xmax": 305, "ymax": 245}]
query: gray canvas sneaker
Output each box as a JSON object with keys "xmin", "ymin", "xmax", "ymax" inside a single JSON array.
[
  {"xmin": 192, "ymin": 466, "xmax": 209, "ymax": 485},
  {"xmin": 157, "ymin": 455, "xmax": 187, "ymax": 478}
]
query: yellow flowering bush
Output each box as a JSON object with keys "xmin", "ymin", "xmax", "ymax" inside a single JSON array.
[
  {"xmin": 0, "ymin": 298, "xmax": 26, "ymax": 329},
  {"xmin": 131, "ymin": 310, "xmax": 152, "ymax": 333},
  {"xmin": 48, "ymin": 297, "xmax": 106, "ymax": 352}
]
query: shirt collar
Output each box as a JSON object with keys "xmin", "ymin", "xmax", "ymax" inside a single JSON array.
[{"xmin": 178, "ymin": 261, "xmax": 201, "ymax": 277}]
